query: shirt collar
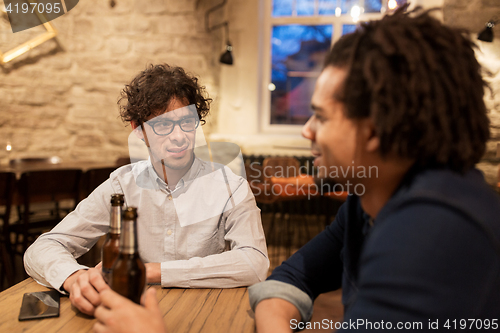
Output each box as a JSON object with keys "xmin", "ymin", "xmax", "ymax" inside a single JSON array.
[{"xmin": 146, "ymin": 156, "xmax": 203, "ymax": 193}]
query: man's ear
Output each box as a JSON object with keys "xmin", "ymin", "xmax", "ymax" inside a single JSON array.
[
  {"xmin": 131, "ymin": 120, "xmax": 138, "ymax": 130},
  {"xmin": 131, "ymin": 121, "xmax": 145, "ymax": 140},
  {"xmin": 362, "ymin": 118, "xmax": 380, "ymax": 153}
]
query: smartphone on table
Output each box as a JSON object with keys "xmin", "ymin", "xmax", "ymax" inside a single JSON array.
[{"xmin": 18, "ymin": 290, "xmax": 60, "ymax": 321}]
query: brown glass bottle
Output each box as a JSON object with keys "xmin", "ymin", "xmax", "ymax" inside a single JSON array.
[
  {"xmin": 110, "ymin": 207, "xmax": 146, "ymax": 304},
  {"xmin": 101, "ymin": 194, "xmax": 124, "ymax": 284}
]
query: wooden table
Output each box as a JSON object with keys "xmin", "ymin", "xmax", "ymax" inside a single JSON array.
[{"xmin": 0, "ymin": 278, "xmax": 255, "ymax": 333}]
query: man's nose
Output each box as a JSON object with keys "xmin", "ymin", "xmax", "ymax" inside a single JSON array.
[
  {"xmin": 168, "ymin": 123, "xmax": 186, "ymax": 142},
  {"xmin": 302, "ymin": 116, "xmax": 315, "ymax": 140}
]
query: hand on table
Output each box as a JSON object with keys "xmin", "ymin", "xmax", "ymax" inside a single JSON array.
[
  {"xmin": 145, "ymin": 263, "xmax": 161, "ymax": 284},
  {"xmin": 63, "ymin": 263, "xmax": 109, "ymax": 316},
  {"xmin": 93, "ymin": 288, "xmax": 168, "ymax": 333}
]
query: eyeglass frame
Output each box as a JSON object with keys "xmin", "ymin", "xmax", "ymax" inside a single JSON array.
[{"xmin": 143, "ymin": 116, "xmax": 200, "ymax": 136}]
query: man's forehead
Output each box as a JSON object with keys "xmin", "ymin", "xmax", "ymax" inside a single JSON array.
[
  {"xmin": 149, "ymin": 104, "xmax": 197, "ymax": 121},
  {"xmin": 313, "ymin": 67, "xmax": 347, "ymax": 103}
]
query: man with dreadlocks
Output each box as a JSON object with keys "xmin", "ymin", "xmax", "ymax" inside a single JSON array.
[{"xmin": 246, "ymin": 6, "xmax": 500, "ymax": 333}]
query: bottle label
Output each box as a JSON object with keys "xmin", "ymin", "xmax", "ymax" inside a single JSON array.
[
  {"xmin": 120, "ymin": 220, "xmax": 136, "ymax": 255},
  {"xmin": 110, "ymin": 206, "xmax": 121, "ymax": 234}
]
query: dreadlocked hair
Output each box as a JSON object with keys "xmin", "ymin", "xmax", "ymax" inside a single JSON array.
[
  {"xmin": 324, "ymin": 5, "xmax": 490, "ymax": 173},
  {"xmin": 118, "ymin": 64, "xmax": 212, "ymax": 125}
]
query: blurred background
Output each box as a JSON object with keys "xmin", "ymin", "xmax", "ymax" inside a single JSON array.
[{"xmin": 0, "ymin": 0, "xmax": 498, "ymax": 183}]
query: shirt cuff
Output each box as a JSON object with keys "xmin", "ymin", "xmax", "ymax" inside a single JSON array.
[
  {"xmin": 55, "ymin": 265, "xmax": 89, "ymax": 294},
  {"xmin": 248, "ymin": 280, "xmax": 314, "ymax": 321},
  {"xmin": 161, "ymin": 260, "xmax": 190, "ymax": 288}
]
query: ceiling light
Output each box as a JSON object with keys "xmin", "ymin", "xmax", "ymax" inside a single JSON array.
[{"xmin": 351, "ymin": 5, "xmax": 361, "ymax": 23}]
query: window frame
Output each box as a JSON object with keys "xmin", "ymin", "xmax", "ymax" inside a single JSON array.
[{"xmin": 259, "ymin": 0, "xmax": 392, "ymax": 134}]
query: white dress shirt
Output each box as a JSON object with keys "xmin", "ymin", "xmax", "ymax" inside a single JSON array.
[{"xmin": 24, "ymin": 157, "xmax": 269, "ymax": 292}]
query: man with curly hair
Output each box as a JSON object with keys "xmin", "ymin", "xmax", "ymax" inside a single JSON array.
[{"xmin": 24, "ymin": 64, "xmax": 269, "ymax": 317}]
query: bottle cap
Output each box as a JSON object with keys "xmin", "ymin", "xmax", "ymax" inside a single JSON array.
[
  {"xmin": 122, "ymin": 207, "xmax": 138, "ymax": 220},
  {"xmin": 110, "ymin": 194, "xmax": 125, "ymax": 206}
]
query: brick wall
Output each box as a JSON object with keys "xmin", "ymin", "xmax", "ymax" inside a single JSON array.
[
  {"xmin": 444, "ymin": 0, "xmax": 500, "ymax": 184},
  {"xmin": 0, "ymin": 0, "xmax": 223, "ymax": 163}
]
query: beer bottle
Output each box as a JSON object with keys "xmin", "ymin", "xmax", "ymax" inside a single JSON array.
[
  {"xmin": 110, "ymin": 207, "xmax": 146, "ymax": 304},
  {"xmin": 102, "ymin": 194, "xmax": 124, "ymax": 283}
]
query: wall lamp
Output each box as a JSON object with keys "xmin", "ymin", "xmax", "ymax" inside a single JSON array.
[
  {"xmin": 205, "ymin": 0, "xmax": 233, "ymax": 65},
  {"xmin": 478, "ymin": 17, "xmax": 499, "ymax": 42}
]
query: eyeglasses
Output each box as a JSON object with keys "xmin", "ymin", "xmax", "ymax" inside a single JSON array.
[{"xmin": 145, "ymin": 117, "xmax": 200, "ymax": 136}]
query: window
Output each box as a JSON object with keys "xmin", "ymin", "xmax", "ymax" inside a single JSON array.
[{"xmin": 261, "ymin": 0, "xmax": 407, "ymax": 130}]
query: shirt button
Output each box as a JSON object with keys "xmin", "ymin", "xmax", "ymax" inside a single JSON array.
[
  {"xmin": 167, "ymin": 229, "xmax": 173, "ymax": 235},
  {"xmin": 168, "ymin": 195, "xmax": 172, "ymax": 200}
]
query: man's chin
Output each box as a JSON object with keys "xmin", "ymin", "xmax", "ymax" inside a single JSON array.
[
  {"xmin": 161, "ymin": 160, "xmax": 190, "ymax": 171},
  {"xmin": 313, "ymin": 175, "xmax": 357, "ymax": 193},
  {"xmin": 313, "ymin": 175, "xmax": 341, "ymax": 188},
  {"xmin": 160, "ymin": 155, "xmax": 194, "ymax": 171}
]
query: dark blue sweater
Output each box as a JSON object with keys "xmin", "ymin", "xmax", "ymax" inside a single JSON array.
[{"xmin": 268, "ymin": 168, "xmax": 500, "ymax": 330}]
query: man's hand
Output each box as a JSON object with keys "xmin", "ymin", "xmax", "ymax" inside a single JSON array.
[
  {"xmin": 93, "ymin": 288, "xmax": 168, "ymax": 333},
  {"xmin": 255, "ymin": 298, "xmax": 301, "ymax": 333},
  {"xmin": 145, "ymin": 263, "xmax": 161, "ymax": 284},
  {"xmin": 63, "ymin": 267, "xmax": 110, "ymax": 316}
]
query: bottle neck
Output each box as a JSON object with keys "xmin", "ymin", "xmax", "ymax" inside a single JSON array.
[
  {"xmin": 120, "ymin": 219, "xmax": 138, "ymax": 255},
  {"xmin": 110, "ymin": 206, "xmax": 122, "ymax": 234}
]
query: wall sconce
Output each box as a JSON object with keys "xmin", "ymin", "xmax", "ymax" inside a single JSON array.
[
  {"xmin": 478, "ymin": 17, "xmax": 499, "ymax": 42},
  {"xmin": 205, "ymin": 0, "xmax": 233, "ymax": 65},
  {"xmin": 219, "ymin": 40, "xmax": 233, "ymax": 65}
]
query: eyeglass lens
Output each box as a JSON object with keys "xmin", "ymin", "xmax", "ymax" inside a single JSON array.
[{"xmin": 153, "ymin": 118, "xmax": 198, "ymax": 135}]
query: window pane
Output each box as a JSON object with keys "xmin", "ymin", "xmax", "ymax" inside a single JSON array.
[
  {"xmin": 270, "ymin": 25, "xmax": 333, "ymax": 125},
  {"xmin": 341, "ymin": 0, "xmax": 359, "ymax": 15},
  {"xmin": 318, "ymin": 0, "xmax": 337, "ymax": 15},
  {"xmin": 271, "ymin": 0, "xmax": 401, "ymax": 17},
  {"xmin": 273, "ymin": 0, "xmax": 293, "ymax": 17},
  {"xmin": 297, "ymin": 0, "xmax": 315, "ymax": 16},
  {"xmin": 396, "ymin": 0, "xmax": 407, "ymax": 7},
  {"xmin": 365, "ymin": 0, "xmax": 382, "ymax": 13},
  {"xmin": 342, "ymin": 24, "xmax": 356, "ymax": 35}
]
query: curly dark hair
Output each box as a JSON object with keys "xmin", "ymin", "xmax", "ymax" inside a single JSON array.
[
  {"xmin": 118, "ymin": 64, "xmax": 212, "ymax": 125},
  {"xmin": 324, "ymin": 6, "xmax": 490, "ymax": 173}
]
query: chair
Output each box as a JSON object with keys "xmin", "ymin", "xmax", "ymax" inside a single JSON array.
[
  {"xmin": 74, "ymin": 166, "xmax": 118, "ymax": 267},
  {"xmin": 262, "ymin": 157, "xmax": 319, "ymax": 268},
  {"xmin": 245, "ymin": 162, "xmax": 274, "ymax": 205},
  {"xmin": 0, "ymin": 172, "xmax": 15, "ymax": 289},
  {"xmin": 262, "ymin": 156, "xmax": 300, "ymax": 181},
  {"xmin": 261, "ymin": 157, "xmax": 352, "ymax": 269},
  {"xmin": 115, "ymin": 157, "xmax": 131, "ymax": 167},
  {"xmin": 81, "ymin": 166, "xmax": 118, "ymax": 199},
  {"xmin": 9, "ymin": 169, "xmax": 82, "ymax": 259},
  {"xmin": 9, "ymin": 156, "xmax": 64, "ymax": 220},
  {"xmin": 497, "ymin": 165, "xmax": 500, "ymax": 193}
]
